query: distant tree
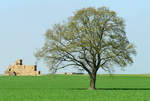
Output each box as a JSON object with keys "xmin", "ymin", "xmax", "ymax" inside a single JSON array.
[{"xmin": 35, "ymin": 7, "xmax": 136, "ymax": 90}]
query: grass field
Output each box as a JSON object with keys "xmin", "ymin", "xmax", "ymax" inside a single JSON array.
[{"xmin": 0, "ymin": 74, "xmax": 150, "ymax": 101}]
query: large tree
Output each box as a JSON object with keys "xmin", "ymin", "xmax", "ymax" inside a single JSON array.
[{"xmin": 35, "ymin": 7, "xmax": 136, "ymax": 90}]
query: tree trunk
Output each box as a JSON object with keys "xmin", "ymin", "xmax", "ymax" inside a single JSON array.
[{"xmin": 88, "ymin": 72, "xmax": 97, "ymax": 90}]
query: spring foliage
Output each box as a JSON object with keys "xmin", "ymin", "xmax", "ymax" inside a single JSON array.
[{"xmin": 35, "ymin": 7, "xmax": 136, "ymax": 89}]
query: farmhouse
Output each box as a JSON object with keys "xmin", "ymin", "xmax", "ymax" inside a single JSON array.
[{"xmin": 4, "ymin": 59, "xmax": 40, "ymax": 76}]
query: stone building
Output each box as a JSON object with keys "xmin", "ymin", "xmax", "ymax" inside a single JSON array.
[{"xmin": 4, "ymin": 59, "xmax": 40, "ymax": 76}]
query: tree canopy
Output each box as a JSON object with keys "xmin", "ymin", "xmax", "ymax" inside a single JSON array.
[{"xmin": 35, "ymin": 7, "xmax": 136, "ymax": 90}]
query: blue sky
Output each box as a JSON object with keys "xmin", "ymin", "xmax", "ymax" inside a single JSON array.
[{"xmin": 0, "ymin": 0, "xmax": 150, "ymax": 74}]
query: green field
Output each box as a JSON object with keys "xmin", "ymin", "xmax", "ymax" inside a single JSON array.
[{"xmin": 0, "ymin": 75, "xmax": 150, "ymax": 101}]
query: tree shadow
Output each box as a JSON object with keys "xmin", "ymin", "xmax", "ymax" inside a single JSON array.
[
  {"xmin": 97, "ymin": 88, "xmax": 150, "ymax": 90},
  {"xmin": 69, "ymin": 88, "xmax": 150, "ymax": 90}
]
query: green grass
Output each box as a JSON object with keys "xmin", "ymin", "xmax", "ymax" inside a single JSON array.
[{"xmin": 0, "ymin": 75, "xmax": 150, "ymax": 101}]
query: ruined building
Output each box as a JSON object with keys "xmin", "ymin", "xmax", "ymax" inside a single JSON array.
[{"xmin": 4, "ymin": 59, "xmax": 40, "ymax": 76}]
